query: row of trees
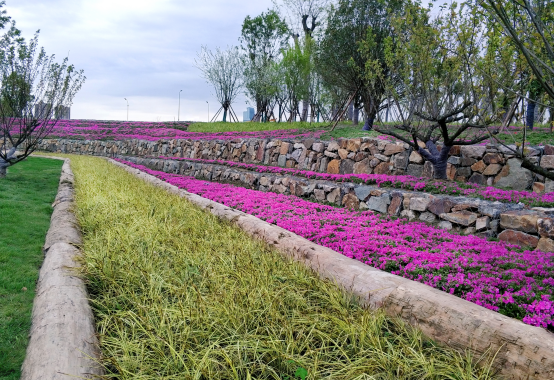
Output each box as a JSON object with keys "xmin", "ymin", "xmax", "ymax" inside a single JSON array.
[
  {"xmin": 197, "ymin": 0, "xmax": 554, "ymax": 180},
  {"xmin": 0, "ymin": 1, "xmax": 85, "ymax": 177}
]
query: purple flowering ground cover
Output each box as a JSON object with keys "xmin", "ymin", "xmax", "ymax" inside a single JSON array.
[
  {"xmin": 36, "ymin": 119, "xmax": 326, "ymax": 141},
  {"xmin": 158, "ymin": 156, "xmax": 554, "ymax": 207},
  {"xmin": 116, "ymin": 159, "xmax": 554, "ymax": 331}
]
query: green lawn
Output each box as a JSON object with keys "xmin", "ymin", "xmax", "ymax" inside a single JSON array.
[{"xmin": 0, "ymin": 157, "xmax": 63, "ymax": 380}]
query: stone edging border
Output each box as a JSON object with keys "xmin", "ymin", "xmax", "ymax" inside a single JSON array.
[
  {"xmin": 21, "ymin": 156, "xmax": 103, "ymax": 380},
  {"xmin": 109, "ymin": 157, "xmax": 554, "ymax": 380}
]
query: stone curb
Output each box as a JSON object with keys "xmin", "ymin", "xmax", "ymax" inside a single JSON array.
[
  {"xmin": 21, "ymin": 156, "xmax": 103, "ymax": 380},
  {"xmin": 109, "ymin": 157, "xmax": 554, "ymax": 380}
]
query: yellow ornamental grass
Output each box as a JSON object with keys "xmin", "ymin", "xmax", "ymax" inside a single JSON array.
[{"xmin": 66, "ymin": 154, "xmax": 495, "ymax": 380}]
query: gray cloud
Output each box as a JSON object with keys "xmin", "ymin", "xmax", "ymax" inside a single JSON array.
[{"xmin": 7, "ymin": 0, "xmax": 274, "ymax": 121}]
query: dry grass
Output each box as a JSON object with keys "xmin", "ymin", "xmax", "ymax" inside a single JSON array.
[{"xmin": 67, "ymin": 154, "xmax": 495, "ymax": 380}]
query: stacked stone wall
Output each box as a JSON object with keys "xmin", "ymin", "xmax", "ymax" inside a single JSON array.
[
  {"xmin": 38, "ymin": 137, "xmax": 554, "ymax": 192},
  {"xmin": 117, "ymin": 155, "xmax": 554, "ymax": 252}
]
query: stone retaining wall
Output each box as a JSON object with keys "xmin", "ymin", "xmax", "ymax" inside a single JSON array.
[
  {"xmin": 119, "ymin": 155, "xmax": 554, "ymax": 252},
  {"xmin": 38, "ymin": 137, "xmax": 554, "ymax": 192}
]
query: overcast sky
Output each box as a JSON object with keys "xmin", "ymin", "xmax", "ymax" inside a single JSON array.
[{"xmin": 8, "ymin": 0, "xmax": 275, "ymax": 122}]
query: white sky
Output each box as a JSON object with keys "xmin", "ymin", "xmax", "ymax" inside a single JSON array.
[{"xmin": 8, "ymin": 0, "xmax": 275, "ymax": 122}]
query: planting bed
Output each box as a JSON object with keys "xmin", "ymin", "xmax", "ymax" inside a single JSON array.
[
  {"xmin": 116, "ymin": 158, "xmax": 554, "ymax": 331},
  {"xmin": 67, "ymin": 154, "xmax": 493, "ymax": 380},
  {"xmin": 116, "ymin": 155, "xmax": 554, "ymax": 252}
]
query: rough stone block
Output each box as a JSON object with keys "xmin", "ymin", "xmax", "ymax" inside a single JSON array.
[
  {"xmin": 326, "ymin": 187, "xmax": 341, "ymax": 203},
  {"xmin": 483, "ymin": 164, "xmax": 502, "ymax": 176},
  {"xmin": 538, "ymin": 218, "xmax": 554, "ymax": 238},
  {"xmin": 498, "ymin": 229, "xmax": 539, "ymax": 248},
  {"xmin": 427, "ymin": 198, "xmax": 454, "ymax": 215},
  {"xmin": 338, "ymin": 148, "xmax": 349, "ymax": 159},
  {"xmin": 373, "ymin": 162, "xmax": 391, "ymax": 174},
  {"xmin": 354, "ymin": 186, "xmax": 373, "ymax": 201},
  {"xmin": 400, "ymin": 209, "xmax": 417, "ymax": 221},
  {"xmin": 468, "ymin": 173, "xmax": 485, "ymax": 185},
  {"xmin": 541, "ymin": 155, "xmax": 554, "ymax": 169},
  {"xmin": 278, "ymin": 154, "xmax": 287, "ymax": 167},
  {"xmin": 494, "ymin": 158, "xmax": 533, "ymax": 191},
  {"xmin": 407, "ymin": 164, "xmax": 424, "ymax": 178},
  {"xmin": 353, "ymin": 158, "xmax": 372, "ymax": 174},
  {"xmin": 476, "ymin": 216, "xmax": 490, "ymax": 232},
  {"xmin": 438, "ymin": 221, "xmax": 453, "ymax": 230},
  {"xmin": 393, "ymin": 153, "xmax": 409, "ymax": 169},
  {"xmin": 312, "ymin": 142, "xmax": 324, "ymax": 152},
  {"xmin": 533, "ymin": 182, "xmax": 545, "ymax": 194},
  {"xmin": 346, "ymin": 139, "xmax": 362, "ymax": 151},
  {"xmin": 500, "ymin": 210, "xmax": 543, "ymax": 234},
  {"xmin": 419, "ymin": 212, "xmax": 436, "ymax": 223},
  {"xmin": 388, "ymin": 192, "xmax": 403, "ymax": 216},
  {"xmin": 536, "ymin": 237, "xmax": 554, "ymax": 252},
  {"xmin": 410, "ymin": 197, "xmax": 432, "ymax": 211},
  {"xmin": 342, "ymin": 193, "xmax": 360, "ymax": 210},
  {"xmin": 471, "ymin": 160, "xmax": 486, "ymax": 173},
  {"xmin": 409, "ymin": 150, "xmax": 424, "ymax": 164},
  {"xmin": 340, "ymin": 159, "xmax": 355, "ymax": 174},
  {"xmin": 383, "ymin": 144, "xmax": 405, "ymax": 156},
  {"xmin": 483, "ymin": 153, "xmax": 504, "ymax": 164},
  {"xmin": 447, "ymin": 156, "xmax": 461, "ymax": 165},
  {"xmin": 440, "ymin": 211, "xmax": 478, "ymax": 226},
  {"xmin": 461, "ymin": 145, "xmax": 486, "ymax": 159},
  {"xmin": 366, "ymin": 194, "xmax": 391, "ymax": 214},
  {"xmin": 314, "ymin": 189, "xmax": 326, "ymax": 201},
  {"xmin": 327, "ymin": 159, "xmax": 340, "ymax": 174},
  {"xmin": 280, "ymin": 142, "xmax": 290, "ymax": 155},
  {"xmin": 327, "ymin": 141, "xmax": 340, "ymax": 151}
]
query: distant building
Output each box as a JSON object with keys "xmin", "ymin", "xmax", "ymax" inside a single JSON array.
[
  {"xmin": 34, "ymin": 101, "xmax": 70, "ymax": 120},
  {"xmin": 243, "ymin": 107, "xmax": 254, "ymax": 122}
]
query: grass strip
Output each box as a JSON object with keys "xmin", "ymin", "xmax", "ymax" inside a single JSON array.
[
  {"xmin": 70, "ymin": 154, "xmax": 494, "ymax": 379},
  {"xmin": 0, "ymin": 157, "xmax": 63, "ymax": 380}
]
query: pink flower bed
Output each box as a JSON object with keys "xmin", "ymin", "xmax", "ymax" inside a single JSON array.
[
  {"xmin": 116, "ymin": 159, "xmax": 554, "ymax": 330},
  {"xmin": 37, "ymin": 119, "xmax": 326, "ymax": 141},
  {"xmin": 157, "ymin": 156, "xmax": 554, "ymax": 207}
]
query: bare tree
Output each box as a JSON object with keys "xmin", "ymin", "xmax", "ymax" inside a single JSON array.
[
  {"xmin": 196, "ymin": 46, "xmax": 243, "ymax": 122},
  {"xmin": 0, "ymin": 24, "xmax": 85, "ymax": 178}
]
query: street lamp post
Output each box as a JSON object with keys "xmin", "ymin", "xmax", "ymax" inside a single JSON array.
[
  {"xmin": 178, "ymin": 90, "xmax": 182, "ymax": 121},
  {"xmin": 124, "ymin": 98, "xmax": 129, "ymax": 121},
  {"xmin": 206, "ymin": 101, "xmax": 209, "ymax": 122}
]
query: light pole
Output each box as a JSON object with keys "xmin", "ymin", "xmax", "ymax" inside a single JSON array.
[
  {"xmin": 206, "ymin": 101, "xmax": 209, "ymax": 122},
  {"xmin": 124, "ymin": 98, "xmax": 129, "ymax": 121},
  {"xmin": 178, "ymin": 90, "xmax": 182, "ymax": 121}
]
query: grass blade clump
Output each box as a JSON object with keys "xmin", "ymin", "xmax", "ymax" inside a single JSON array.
[{"xmin": 69, "ymin": 155, "xmax": 494, "ymax": 380}]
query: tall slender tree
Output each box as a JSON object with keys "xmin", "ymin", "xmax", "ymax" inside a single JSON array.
[
  {"xmin": 195, "ymin": 46, "xmax": 243, "ymax": 122},
  {"xmin": 240, "ymin": 10, "xmax": 289, "ymax": 121}
]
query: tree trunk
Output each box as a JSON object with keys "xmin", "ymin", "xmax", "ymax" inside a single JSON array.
[
  {"xmin": 0, "ymin": 164, "xmax": 7, "ymax": 178},
  {"xmin": 223, "ymin": 107, "xmax": 228, "ymax": 122},
  {"xmin": 417, "ymin": 141, "xmax": 452, "ymax": 180},
  {"xmin": 526, "ymin": 100, "xmax": 536, "ymax": 130},
  {"xmin": 301, "ymin": 100, "xmax": 309, "ymax": 121},
  {"xmin": 347, "ymin": 102, "xmax": 353, "ymax": 121},
  {"xmin": 352, "ymin": 107, "xmax": 360, "ymax": 125}
]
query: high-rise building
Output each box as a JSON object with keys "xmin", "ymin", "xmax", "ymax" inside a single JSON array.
[{"xmin": 243, "ymin": 107, "xmax": 254, "ymax": 122}]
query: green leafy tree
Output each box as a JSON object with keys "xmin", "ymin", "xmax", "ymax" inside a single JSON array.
[
  {"xmin": 0, "ymin": 14, "xmax": 85, "ymax": 177},
  {"xmin": 475, "ymin": 0, "xmax": 554, "ymax": 180},
  {"xmin": 240, "ymin": 10, "xmax": 289, "ymax": 121},
  {"xmin": 316, "ymin": 0, "xmax": 405, "ymax": 131},
  {"xmin": 281, "ymin": 39, "xmax": 312, "ymax": 121}
]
